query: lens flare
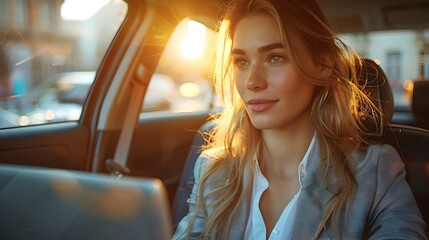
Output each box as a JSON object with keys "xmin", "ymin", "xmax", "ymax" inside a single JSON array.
[{"xmin": 180, "ymin": 21, "xmax": 207, "ymax": 60}]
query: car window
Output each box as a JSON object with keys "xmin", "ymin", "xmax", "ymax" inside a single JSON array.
[
  {"xmin": 141, "ymin": 18, "xmax": 217, "ymax": 114},
  {"xmin": 339, "ymin": 29, "xmax": 429, "ymax": 110},
  {"xmin": 0, "ymin": 0, "xmax": 127, "ymax": 129},
  {"xmin": 148, "ymin": 22, "xmax": 429, "ymax": 114}
]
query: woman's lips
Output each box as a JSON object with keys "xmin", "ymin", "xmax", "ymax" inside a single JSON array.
[{"xmin": 247, "ymin": 99, "xmax": 279, "ymax": 112}]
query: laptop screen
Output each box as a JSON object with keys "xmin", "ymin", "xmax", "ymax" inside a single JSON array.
[{"xmin": 0, "ymin": 164, "xmax": 172, "ymax": 240}]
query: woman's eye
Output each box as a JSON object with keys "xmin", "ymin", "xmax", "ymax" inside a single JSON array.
[
  {"xmin": 233, "ymin": 59, "xmax": 248, "ymax": 68},
  {"xmin": 269, "ymin": 55, "xmax": 286, "ymax": 63}
]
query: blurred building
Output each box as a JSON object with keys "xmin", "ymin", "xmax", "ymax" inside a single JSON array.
[
  {"xmin": 0, "ymin": 0, "xmax": 72, "ymax": 111},
  {"xmin": 0, "ymin": 0, "xmax": 125, "ymax": 113},
  {"xmin": 341, "ymin": 30, "xmax": 429, "ymax": 91}
]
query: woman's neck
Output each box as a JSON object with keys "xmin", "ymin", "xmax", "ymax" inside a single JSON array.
[{"xmin": 259, "ymin": 121, "xmax": 314, "ymax": 180}]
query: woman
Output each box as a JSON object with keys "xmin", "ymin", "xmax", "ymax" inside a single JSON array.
[{"xmin": 173, "ymin": 0, "xmax": 427, "ymax": 239}]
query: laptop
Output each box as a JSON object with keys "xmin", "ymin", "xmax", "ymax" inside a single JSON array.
[{"xmin": 0, "ymin": 164, "xmax": 172, "ymax": 240}]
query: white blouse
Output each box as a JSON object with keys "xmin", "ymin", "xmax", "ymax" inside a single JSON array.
[{"xmin": 244, "ymin": 136, "xmax": 316, "ymax": 240}]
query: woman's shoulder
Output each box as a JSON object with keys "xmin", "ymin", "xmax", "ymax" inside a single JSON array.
[
  {"xmin": 348, "ymin": 144, "xmax": 408, "ymax": 200},
  {"xmin": 193, "ymin": 149, "xmax": 230, "ymax": 183},
  {"xmin": 193, "ymin": 151, "xmax": 216, "ymax": 181},
  {"xmin": 365, "ymin": 144, "xmax": 400, "ymax": 160},
  {"xmin": 350, "ymin": 144, "xmax": 404, "ymax": 176}
]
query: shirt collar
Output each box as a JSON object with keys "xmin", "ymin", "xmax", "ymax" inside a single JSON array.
[{"xmin": 300, "ymin": 133, "xmax": 316, "ymax": 175}]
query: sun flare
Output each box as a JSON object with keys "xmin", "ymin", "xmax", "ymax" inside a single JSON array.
[{"xmin": 180, "ymin": 21, "xmax": 207, "ymax": 60}]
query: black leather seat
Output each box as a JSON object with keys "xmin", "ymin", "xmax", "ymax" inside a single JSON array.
[
  {"xmin": 411, "ymin": 80, "xmax": 429, "ymax": 130},
  {"xmin": 172, "ymin": 59, "xmax": 429, "ymax": 235}
]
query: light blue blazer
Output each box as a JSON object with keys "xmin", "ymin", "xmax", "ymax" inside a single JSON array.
[{"xmin": 173, "ymin": 143, "xmax": 427, "ymax": 239}]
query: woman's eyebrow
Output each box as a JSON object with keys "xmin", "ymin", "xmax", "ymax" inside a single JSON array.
[
  {"xmin": 231, "ymin": 48, "xmax": 246, "ymax": 55},
  {"xmin": 231, "ymin": 43, "xmax": 284, "ymax": 55},
  {"xmin": 257, "ymin": 43, "xmax": 284, "ymax": 53}
]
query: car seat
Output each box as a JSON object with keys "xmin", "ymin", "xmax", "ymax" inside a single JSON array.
[
  {"xmin": 411, "ymin": 80, "xmax": 429, "ymax": 130},
  {"xmin": 172, "ymin": 59, "xmax": 429, "ymax": 235}
]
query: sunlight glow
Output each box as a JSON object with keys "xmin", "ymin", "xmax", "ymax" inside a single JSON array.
[
  {"xmin": 179, "ymin": 82, "xmax": 200, "ymax": 97},
  {"xmin": 403, "ymin": 79, "xmax": 414, "ymax": 91},
  {"xmin": 44, "ymin": 110, "xmax": 56, "ymax": 121},
  {"xmin": 61, "ymin": 0, "xmax": 110, "ymax": 21},
  {"xmin": 180, "ymin": 21, "xmax": 207, "ymax": 60},
  {"xmin": 18, "ymin": 116, "xmax": 29, "ymax": 126},
  {"xmin": 373, "ymin": 59, "xmax": 381, "ymax": 65}
]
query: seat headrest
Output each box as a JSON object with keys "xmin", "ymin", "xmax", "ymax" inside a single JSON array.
[
  {"xmin": 412, "ymin": 80, "xmax": 429, "ymax": 119},
  {"xmin": 356, "ymin": 58, "xmax": 394, "ymax": 122}
]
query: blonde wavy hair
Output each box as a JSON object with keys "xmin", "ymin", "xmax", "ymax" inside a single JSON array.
[{"xmin": 185, "ymin": 0, "xmax": 383, "ymax": 238}]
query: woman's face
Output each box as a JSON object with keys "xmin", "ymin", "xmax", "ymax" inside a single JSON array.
[{"xmin": 232, "ymin": 14, "xmax": 315, "ymax": 131}]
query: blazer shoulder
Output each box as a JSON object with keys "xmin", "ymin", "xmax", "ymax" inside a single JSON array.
[
  {"xmin": 193, "ymin": 152, "xmax": 212, "ymax": 182},
  {"xmin": 369, "ymin": 144, "xmax": 403, "ymax": 167},
  {"xmin": 352, "ymin": 144, "xmax": 404, "ymax": 176},
  {"xmin": 194, "ymin": 151, "xmax": 230, "ymax": 185}
]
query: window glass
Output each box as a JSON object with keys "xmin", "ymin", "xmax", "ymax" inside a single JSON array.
[
  {"xmin": 339, "ymin": 29, "xmax": 429, "ymax": 109},
  {"xmin": 142, "ymin": 19, "xmax": 216, "ymax": 114},
  {"xmin": 0, "ymin": 0, "xmax": 127, "ymax": 129},
  {"xmin": 40, "ymin": 1, "xmax": 51, "ymax": 30},
  {"xmin": 386, "ymin": 52, "xmax": 402, "ymax": 84},
  {"xmin": 0, "ymin": 0, "xmax": 8, "ymax": 26},
  {"xmin": 14, "ymin": 0, "xmax": 27, "ymax": 27},
  {"xmin": 424, "ymin": 54, "xmax": 429, "ymax": 79}
]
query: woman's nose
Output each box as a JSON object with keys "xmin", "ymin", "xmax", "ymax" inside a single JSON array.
[{"xmin": 245, "ymin": 64, "xmax": 267, "ymax": 91}]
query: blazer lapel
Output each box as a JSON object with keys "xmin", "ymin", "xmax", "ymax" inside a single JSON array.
[
  {"xmin": 290, "ymin": 143, "xmax": 340, "ymax": 239},
  {"xmin": 229, "ymin": 162, "xmax": 252, "ymax": 239}
]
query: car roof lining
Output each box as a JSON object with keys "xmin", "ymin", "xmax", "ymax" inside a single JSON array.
[{"xmin": 145, "ymin": 0, "xmax": 429, "ymax": 33}]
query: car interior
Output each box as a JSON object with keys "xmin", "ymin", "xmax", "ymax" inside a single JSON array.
[{"xmin": 0, "ymin": 0, "xmax": 428, "ymax": 238}]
